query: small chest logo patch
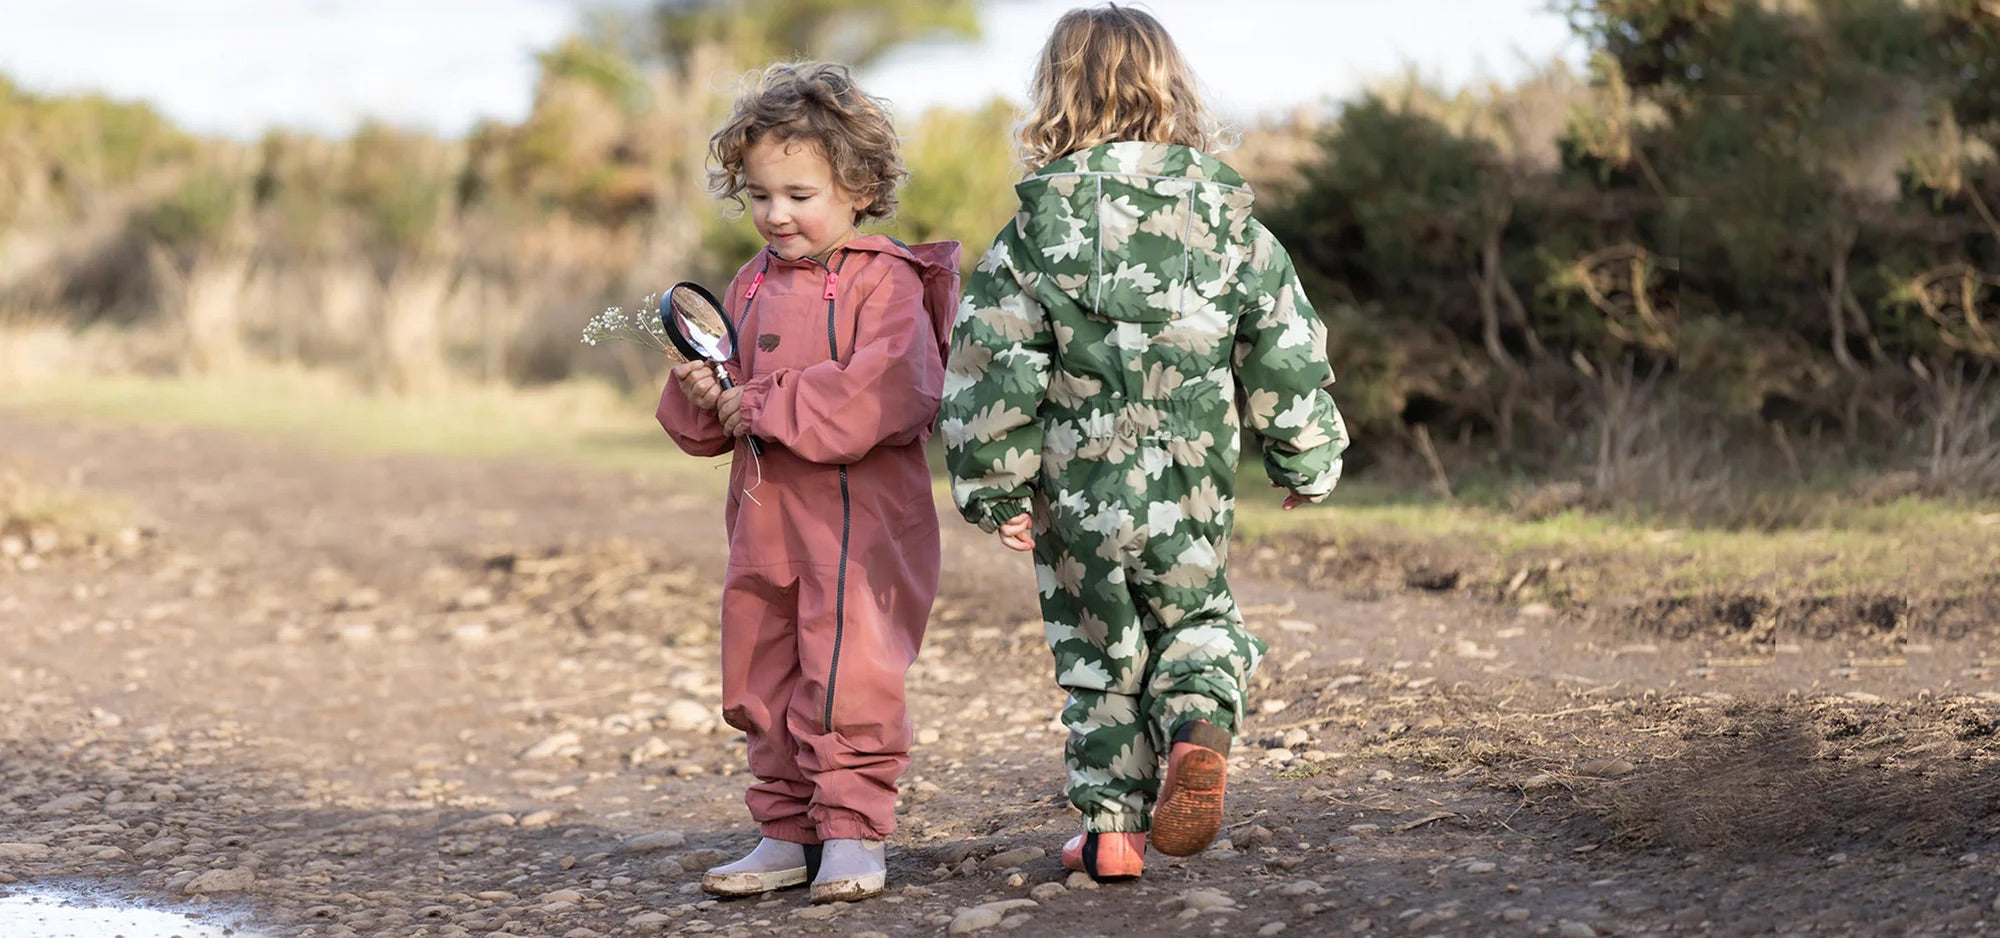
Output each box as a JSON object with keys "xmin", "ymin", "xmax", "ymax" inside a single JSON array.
[{"xmin": 758, "ymin": 334, "xmax": 781, "ymax": 352}]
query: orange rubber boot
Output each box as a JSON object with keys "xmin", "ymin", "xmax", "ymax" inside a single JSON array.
[
  {"xmin": 1061, "ymin": 831, "xmax": 1146, "ymax": 882},
  {"xmin": 1150, "ymin": 720, "xmax": 1231, "ymax": 857}
]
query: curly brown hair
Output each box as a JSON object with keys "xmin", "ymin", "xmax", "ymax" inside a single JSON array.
[{"xmin": 707, "ymin": 61, "xmax": 905, "ymax": 221}]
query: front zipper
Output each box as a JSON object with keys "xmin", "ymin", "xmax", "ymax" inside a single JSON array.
[{"xmin": 821, "ymin": 248, "xmax": 853, "ymax": 733}]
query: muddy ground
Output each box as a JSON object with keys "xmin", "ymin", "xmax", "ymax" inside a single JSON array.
[{"xmin": 1, "ymin": 410, "xmax": 1998, "ymax": 937}]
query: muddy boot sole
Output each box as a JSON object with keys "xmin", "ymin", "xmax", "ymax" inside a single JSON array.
[
  {"xmin": 808, "ymin": 870, "xmax": 886, "ymax": 904},
  {"xmin": 700, "ymin": 843, "xmax": 821, "ymax": 897},
  {"xmin": 1152, "ymin": 721, "xmax": 1232, "ymax": 857}
]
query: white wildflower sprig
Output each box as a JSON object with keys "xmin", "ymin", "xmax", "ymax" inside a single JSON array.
[{"xmin": 581, "ymin": 293, "xmax": 683, "ymax": 361}]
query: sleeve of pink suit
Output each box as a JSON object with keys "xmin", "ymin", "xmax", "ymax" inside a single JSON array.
[{"xmin": 737, "ymin": 263, "xmax": 944, "ymax": 462}]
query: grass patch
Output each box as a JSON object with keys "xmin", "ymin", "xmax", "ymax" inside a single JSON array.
[
  {"xmin": 12, "ymin": 367, "xmax": 1998, "ymax": 609},
  {"xmin": 1232, "ymin": 477, "xmax": 2000, "ymax": 622},
  {"xmin": 0, "ymin": 471, "xmax": 131, "ymax": 557},
  {"xmin": 2, "ymin": 368, "xmax": 721, "ymax": 489}
]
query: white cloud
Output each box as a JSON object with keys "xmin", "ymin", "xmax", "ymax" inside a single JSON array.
[{"xmin": 0, "ymin": 0, "xmax": 575, "ymax": 138}]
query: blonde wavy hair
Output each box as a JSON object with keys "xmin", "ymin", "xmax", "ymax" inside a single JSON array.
[
  {"xmin": 1016, "ymin": 4, "xmax": 1219, "ymax": 169},
  {"xmin": 707, "ymin": 61, "xmax": 905, "ymax": 221}
]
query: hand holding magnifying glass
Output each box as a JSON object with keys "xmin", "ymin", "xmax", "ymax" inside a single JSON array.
[{"xmin": 660, "ymin": 281, "xmax": 764, "ymax": 456}]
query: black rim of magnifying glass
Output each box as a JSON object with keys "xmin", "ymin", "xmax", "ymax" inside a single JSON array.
[
  {"xmin": 660, "ymin": 280, "xmax": 764, "ymax": 457},
  {"xmin": 659, "ymin": 281, "xmax": 741, "ymax": 366}
]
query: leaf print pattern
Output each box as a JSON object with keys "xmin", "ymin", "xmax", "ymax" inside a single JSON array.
[{"xmin": 941, "ymin": 142, "xmax": 1347, "ymax": 832}]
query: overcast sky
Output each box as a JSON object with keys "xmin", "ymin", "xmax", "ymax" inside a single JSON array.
[{"xmin": 0, "ymin": 0, "xmax": 1584, "ymax": 140}]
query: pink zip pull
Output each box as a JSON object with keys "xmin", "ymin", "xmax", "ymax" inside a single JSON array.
[
  {"xmin": 822, "ymin": 269, "xmax": 839, "ymax": 301},
  {"xmin": 744, "ymin": 270, "xmax": 765, "ymax": 301}
]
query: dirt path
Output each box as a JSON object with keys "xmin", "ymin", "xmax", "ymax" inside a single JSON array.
[{"xmin": 2, "ymin": 410, "xmax": 1997, "ymax": 937}]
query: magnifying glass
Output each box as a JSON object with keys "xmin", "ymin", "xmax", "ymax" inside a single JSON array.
[{"xmin": 660, "ymin": 281, "xmax": 764, "ymax": 456}]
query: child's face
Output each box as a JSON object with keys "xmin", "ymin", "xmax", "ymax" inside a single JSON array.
[{"xmin": 742, "ymin": 136, "xmax": 870, "ymax": 262}]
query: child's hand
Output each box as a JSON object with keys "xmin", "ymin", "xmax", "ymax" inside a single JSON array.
[
  {"xmin": 1273, "ymin": 482, "xmax": 1312, "ymax": 511},
  {"xmin": 997, "ymin": 513, "xmax": 1034, "ymax": 551},
  {"xmin": 718, "ymin": 386, "xmax": 748, "ymax": 436},
  {"xmin": 671, "ymin": 361, "xmax": 721, "ymax": 412}
]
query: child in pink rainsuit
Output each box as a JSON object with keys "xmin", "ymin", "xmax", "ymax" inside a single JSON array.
[{"xmin": 655, "ymin": 61, "xmax": 959, "ymax": 905}]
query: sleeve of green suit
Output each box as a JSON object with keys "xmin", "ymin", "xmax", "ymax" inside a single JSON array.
[
  {"xmin": 1232, "ymin": 224, "xmax": 1349, "ymax": 501},
  {"xmin": 942, "ymin": 224, "xmax": 1055, "ymax": 532}
]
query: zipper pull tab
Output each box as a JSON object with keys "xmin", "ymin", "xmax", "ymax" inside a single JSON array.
[
  {"xmin": 744, "ymin": 271, "xmax": 765, "ymax": 301},
  {"xmin": 823, "ymin": 269, "xmax": 839, "ymax": 301}
]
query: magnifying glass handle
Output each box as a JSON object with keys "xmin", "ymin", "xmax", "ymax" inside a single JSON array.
[{"xmin": 711, "ymin": 362, "xmax": 765, "ymax": 457}]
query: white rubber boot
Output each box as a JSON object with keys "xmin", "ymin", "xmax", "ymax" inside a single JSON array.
[
  {"xmin": 808, "ymin": 838, "xmax": 886, "ymax": 904},
  {"xmin": 701, "ymin": 837, "xmax": 819, "ymax": 897}
]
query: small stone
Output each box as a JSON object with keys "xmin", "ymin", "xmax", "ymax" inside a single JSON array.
[
  {"xmin": 952, "ymin": 898, "xmax": 1037, "ymax": 932},
  {"xmin": 1576, "ymin": 758, "xmax": 1635, "ymax": 778},
  {"xmin": 1465, "ymin": 861, "xmax": 1497, "ymax": 874},
  {"xmin": 1558, "ymin": 922, "xmax": 1597, "ymax": 938},
  {"xmin": 621, "ymin": 831, "xmax": 686, "ymax": 853},
  {"xmin": 628, "ymin": 736, "xmax": 673, "ymax": 766},
  {"xmin": 917, "ymin": 728, "xmax": 941, "ymax": 745},
  {"xmin": 521, "ymin": 809, "xmax": 562, "ymax": 829},
  {"xmin": 453, "ymin": 813, "xmax": 517, "ymax": 832},
  {"xmin": 522, "ymin": 731, "xmax": 582, "ymax": 760},
  {"xmin": 951, "ymin": 907, "xmax": 1004, "ymax": 933},
  {"xmin": 982, "ymin": 846, "xmax": 1044, "ymax": 870},
  {"xmin": 661, "ymin": 700, "xmax": 712, "ymax": 732},
  {"xmin": 133, "ymin": 837, "xmax": 184, "ymax": 858},
  {"xmin": 1501, "ymin": 906, "xmax": 1531, "ymax": 922},
  {"xmin": 184, "ymin": 868, "xmax": 255, "ymax": 895},
  {"xmin": 1258, "ymin": 924, "xmax": 1287, "ymax": 936},
  {"xmin": 1065, "ymin": 871, "xmax": 1098, "ymax": 890},
  {"xmin": 450, "ymin": 622, "xmax": 493, "ymax": 645},
  {"xmin": 1180, "ymin": 888, "xmax": 1236, "ymax": 912},
  {"xmin": 37, "ymin": 793, "xmax": 93, "ymax": 814},
  {"xmin": 1029, "ymin": 883, "xmax": 1066, "ymax": 901},
  {"xmin": 335, "ymin": 622, "xmax": 379, "ymax": 643}
]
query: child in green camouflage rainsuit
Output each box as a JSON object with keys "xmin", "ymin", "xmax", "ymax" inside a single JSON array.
[{"xmin": 941, "ymin": 4, "xmax": 1350, "ymax": 882}]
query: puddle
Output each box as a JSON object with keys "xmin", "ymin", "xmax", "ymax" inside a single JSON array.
[{"xmin": 0, "ymin": 885, "xmax": 264, "ymax": 937}]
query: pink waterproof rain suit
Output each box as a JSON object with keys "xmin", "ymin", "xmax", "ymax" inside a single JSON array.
[{"xmin": 657, "ymin": 235, "xmax": 960, "ymax": 842}]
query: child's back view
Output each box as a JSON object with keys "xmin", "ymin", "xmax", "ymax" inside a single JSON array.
[{"xmin": 941, "ymin": 4, "xmax": 1348, "ymax": 882}]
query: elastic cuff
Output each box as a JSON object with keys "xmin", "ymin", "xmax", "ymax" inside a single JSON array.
[
  {"xmin": 738, "ymin": 375, "xmax": 772, "ymax": 432},
  {"xmin": 759, "ymin": 817, "xmax": 821, "ymax": 845},
  {"xmin": 975, "ymin": 499, "xmax": 1029, "ymax": 534},
  {"xmin": 1172, "ymin": 719, "xmax": 1234, "ymax": 755},
  {"xmin": 813, "ymin": 809, "xmax": 890, "ymax": 842},
  {"xmin": 1084, "ymin": 812, "xmax": 1149, "ymax": 834}
]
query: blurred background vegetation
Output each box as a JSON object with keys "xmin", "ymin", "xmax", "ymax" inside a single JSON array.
[{"xmin": 2, "ymin": 0, "xmax": 1997, "ymax": 526}]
